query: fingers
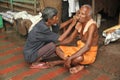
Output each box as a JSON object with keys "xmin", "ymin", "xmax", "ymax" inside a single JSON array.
[{"xmin": 64, "ymin": 61, "xmax": 71, "ymax": 68}]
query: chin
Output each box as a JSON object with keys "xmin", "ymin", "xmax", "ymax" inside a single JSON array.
[
  {"xmin": 79, "ymin": 20, "xmax": 83, "ymax": 23},
  {"xmin": 53, "ymin": 24, "xmax": 57, "ymax": 26}
]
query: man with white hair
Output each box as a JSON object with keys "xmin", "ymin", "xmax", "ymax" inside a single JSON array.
[{"xmin": 55, "ymin": 4, "xmax": 99, "ymax": 74}]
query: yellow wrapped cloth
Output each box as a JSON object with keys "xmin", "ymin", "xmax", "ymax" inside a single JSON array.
[{"xmin": 59, "ymin": 40, "xmax": 98, "ymax": 64}]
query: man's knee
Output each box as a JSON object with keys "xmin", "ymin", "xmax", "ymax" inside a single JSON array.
[
  {"xmin": 72, "ymin": 56, "xmax": 83, "ymax": 64},
  {"xmin": 56, "ymin": 47, "xmax": 60, "ymax": 50},
  {"xmin": 56, "ymin": 47, "xmax": 62, "ymax": 53},
  {"xmin": 49, "ymin": 42, "xmax": 56, "ymax": 50}
]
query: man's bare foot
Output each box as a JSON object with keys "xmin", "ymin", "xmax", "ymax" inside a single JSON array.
[
  {"xmin": 30, "ymin": 62, "xmax": 50, "ymax": 69},
  {"xmin": 30, "ymin": 60, "xmax": 64, "ymax": 69},
  {"xmin": 46, "ymin": 60, "xmax": 64, "ymax": 67},
  {"xmin": 69, "ymin": 65, "xmax": 84, "ymax": 74}
]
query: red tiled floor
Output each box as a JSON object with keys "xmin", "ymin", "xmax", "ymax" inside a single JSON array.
[{"xmin": 0, "ymin": 32, "xmax": 119, "ymax": 80}]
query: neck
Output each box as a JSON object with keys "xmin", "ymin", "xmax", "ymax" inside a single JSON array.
[
  {"xmin": 86, "ymin": 17, "xmax": 91, "ymax": 22},
  {"xmin": 82, "ymin": 18, "xmax": 92, "ymax": 27}
]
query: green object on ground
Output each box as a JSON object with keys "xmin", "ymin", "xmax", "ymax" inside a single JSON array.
[{"xmin": 0, "ymin": 15, "xmax": 3, "ymax": 28}]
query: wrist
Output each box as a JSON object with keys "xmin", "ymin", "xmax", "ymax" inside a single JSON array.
[{"xmin": 68, "ymin": 56, "xmax": 72, "ymax": 60}]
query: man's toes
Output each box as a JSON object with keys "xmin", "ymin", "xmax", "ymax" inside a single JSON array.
[
  {"xmin": 69, "ymin": 67, "xmax": 77, "ymax": 74},
  {"xmin": 69, "ymin": 65, "xmax": 84, "ymax": 74}
]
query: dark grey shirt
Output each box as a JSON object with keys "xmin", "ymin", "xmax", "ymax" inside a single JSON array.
[{"xmin": 23, "ymin": 19, "xmax": 59, "ymax": 63}]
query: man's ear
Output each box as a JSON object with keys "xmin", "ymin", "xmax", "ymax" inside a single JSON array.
[
  {"xmin": 53, "ymin": 15, "xmax": 58, "ymax": 20},
  {"xmin": 52, "ymin": 16, "xmax": 56, "ymax": 20}
]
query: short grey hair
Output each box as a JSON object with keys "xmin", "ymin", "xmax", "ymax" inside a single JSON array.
[
  {"xmin": 42, "ymin": 7, "xmax": 58, "ymax": 21},
  {"xmin": 82, "ymin": 4, "xmax": 92, "ymax": 16}
]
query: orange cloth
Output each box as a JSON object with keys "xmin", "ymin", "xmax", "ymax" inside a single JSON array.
[{"xmin": 59, "ymin": 40, "xmax": 98, "ymax": 64}]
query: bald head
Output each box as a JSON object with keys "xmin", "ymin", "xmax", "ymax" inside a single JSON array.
[
  {"xmin": 81, "ymin": 4, "xmax": 92, "ymax": 16},
  {"xmin": 77, "ymin": 4, "xmax": 93, "ymax": 23}
]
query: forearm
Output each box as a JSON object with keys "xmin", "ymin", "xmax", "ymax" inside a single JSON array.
[
  {"xmin": 59, "ymin": 37, "xmax": 73, "ymax": 45},
  {"xmin": 70, "ymin": 45, "xmax": 90, "ymax": 60},
  {"xmin": 58, "ymin": 19, "xmax": 77, "ymax": 41},
  {"xmin": 58, "ymin": 25, "xmax": 73, "ymax": 41},
  {"xmin": 60, "ymin": 18, "xmax": 73, "ymax": 29}
]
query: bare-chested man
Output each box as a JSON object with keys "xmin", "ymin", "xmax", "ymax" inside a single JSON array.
[{"xmin": 55, "ymin": 4, "xmax": 99, "ymax": 74}]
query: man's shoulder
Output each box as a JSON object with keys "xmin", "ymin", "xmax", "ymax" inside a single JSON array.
[
  {"xmin": 90, "ymin": 23, "xmax": 97, "ymax": 28},
  {"xmin": 36, "ymin": 20, "xmax": 44, "ymax": 26},
  {"xmin": 35, "ymin": 20, "xmax": 48, "ymax": 30},
  {"xmin": 89, "ymin": 19, "xmax": 97, "ymax": 28}
]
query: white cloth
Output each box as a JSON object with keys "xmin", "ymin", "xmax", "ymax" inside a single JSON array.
[
  {"xmin": 13, "ymin": 11, "xmax": 42, "ymax": 32},
  {"xmin": 0, "ymin": 11, "xmax": 17, "ymax": 23},
  {"xmin": 103, "ymin": 28, "xmax": 120, "ymax": 45},
  {"xmin": 14, "ymin": 11, "xmax": 42, "ymax": 23},
  {"xmin": 102, "ymin": 25, "xmax": 120, "ymax": 45},
  {"xmin": 83, "ymin": 19, "xmax": 96, "ymax": 35},
  {"xmin": 28, "ymin": 12, "xmax": 42, "ymax": 32},
  {"xmin": 63, "ymin": 0, "xmax": 67, "ymax": 1},
  {"xmin": 75, "ymin": 19, "xmax": 97, "ymax": 36},
  {"xmin": 28, "ymin": 16, "xmax": 42, "ymax": 32},
  {"xmin": 68, "ymin": 0, "xmax": 79, "ymax": 17},
  {"xmin": 0, "ymin": 10, "xmax": 42, "ymax": 32}
]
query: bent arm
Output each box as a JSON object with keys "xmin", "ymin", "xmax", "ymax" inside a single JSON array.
[
  {"xmin": 60, "ymin": 15, "xmax": 78, "ymax": 29},
  {"xmin": 58, "ymin": 19, "xmax": 77, "ymax": 41},
  {"xmin": 60, "ymin": 18, "xmax": 73, "ymax": 29},
  {"xmin": 59, "ymin": 29, "xmax": 78, "ymax": 45},
  {"xmin": 69, "ymin": 24, "xmax": 97, "ymax": 60}
]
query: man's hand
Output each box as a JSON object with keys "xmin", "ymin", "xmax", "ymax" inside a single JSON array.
[
  {"xmin": 73, "ymin": 13, "xmax": 79, "ymax": 21},
  {"xmin": 68, "ymin": 16, "xmax": 78, "ymax": 28},
  {"xmin": 73, "ymin": 15, "xmax": 77, "ymax": 21},
  {"xmin": 64, "ymin": 57, "xmax": 72, "ymax": 68}
]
